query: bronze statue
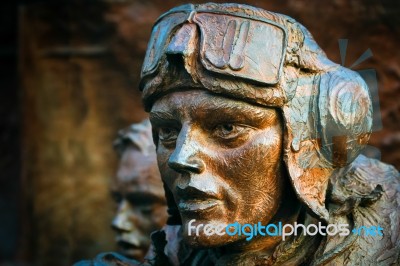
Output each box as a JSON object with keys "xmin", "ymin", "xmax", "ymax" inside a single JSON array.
[
  {"xmin": 75, "ymin": 3, "xmax": 400, "ymax": 266},
  {"xmin": 140, "ymin": 3, "xmax": 400, "ymax": 265},
  {"xmin": 110, "ymin": 120, "xmax": 168, "ymax": 261}
]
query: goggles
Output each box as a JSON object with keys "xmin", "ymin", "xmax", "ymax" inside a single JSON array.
[{"xmin": 141, "ymin": 4, "xmax": 288, "ymax": 85}]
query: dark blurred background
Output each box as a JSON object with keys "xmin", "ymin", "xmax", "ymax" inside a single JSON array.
[{"xmin": 0, "ymin": 0, "xmax": 399, "ymax": 265}]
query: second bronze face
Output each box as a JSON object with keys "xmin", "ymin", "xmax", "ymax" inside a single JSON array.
[{"xmin": 111, "ymin": 122, "xmax": 167, "ymax": 261}]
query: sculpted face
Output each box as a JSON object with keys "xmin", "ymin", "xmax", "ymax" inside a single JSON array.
[
  {"xmin": 111, "ymin": 144, "xmax": 167, "ymax": 260},
  {"xmin": 150, "ymin": 90, "xmax": 284, "ymax": 249}
]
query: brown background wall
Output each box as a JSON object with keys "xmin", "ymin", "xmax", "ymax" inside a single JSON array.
[{"xmin": 0, "ymin": 0, "xmax": 399, "ymax": 265}]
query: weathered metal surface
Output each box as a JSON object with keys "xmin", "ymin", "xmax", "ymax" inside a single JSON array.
[{"xmin": 139, "ymin": 3, "xmax": 400, "ymax": 265}]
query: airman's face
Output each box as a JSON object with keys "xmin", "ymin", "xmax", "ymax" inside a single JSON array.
[
  {"xmin": 111, "ymin": 145, "xmax": 167, "ymax": 260},
  {"xmin": 150, "ymin": 90, "xmax": 284, "ymax": 248}
]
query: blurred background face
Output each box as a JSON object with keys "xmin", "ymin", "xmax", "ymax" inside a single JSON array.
[{"xmin": 110, "ymin": 144, "xmax": 167, "ymax": 261}]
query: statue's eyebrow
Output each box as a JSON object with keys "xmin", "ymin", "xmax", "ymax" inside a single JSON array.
[{"xmin": 196, "ymin": 99, "xmax": 271, "ymax": 122}]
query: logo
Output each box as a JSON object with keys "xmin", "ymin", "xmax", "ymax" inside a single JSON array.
[{"xmin": 188, "ymin": 219, "xmax": 384, "ymax": 241}]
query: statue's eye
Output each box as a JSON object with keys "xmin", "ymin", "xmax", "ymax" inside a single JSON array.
[
  {"xmin": 111, "ymin": 192, "xmax": 122, "ymax": 204},
  {"xmin": 213, "ymin": 123, "xmax": 247, "ymax": 139},
  {"xmin": 139, "ymin": 205, "xmax": 155, "ymax": 216},
  {"xmin": 158, "ymin": 127, "xmax": 179, "ymax": 142},
  {"xmin": 221, "ymin": 124, "xmax": 234, "ymax": 133}
]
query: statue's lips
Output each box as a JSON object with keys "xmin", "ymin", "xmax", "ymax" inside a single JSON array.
[
  {"xmin": 117, "ymin": 239, "xmax": 139, "ymax": 249},
  {"xmin": 116, "ymin": 238, "xmax": 146, "ymax": 259},
  {"xmin": 116, "ymin": 233, "xmax": 144, "ymax": 249},
  {"xmin": 178, "ymin": 199, "xmax": 220, "ymax": 213}
]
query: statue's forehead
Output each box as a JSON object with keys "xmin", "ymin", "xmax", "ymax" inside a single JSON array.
[{"xmin": 150, "ymin": 90, "xmax": 272, "ymax": 122}]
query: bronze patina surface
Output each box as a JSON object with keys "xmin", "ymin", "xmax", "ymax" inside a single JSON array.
[{"xmin": 140, "ymin": 3, "xmax": 400, "ymax": 265}]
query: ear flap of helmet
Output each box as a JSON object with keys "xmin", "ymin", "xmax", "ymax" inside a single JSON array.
[
  {"xmin": 282, "ymin": 74, "xmax": 332, "ymax": 222},
  {"xmin": 283, "ymin": 67, "xmax": 372, "ymax": 222}
]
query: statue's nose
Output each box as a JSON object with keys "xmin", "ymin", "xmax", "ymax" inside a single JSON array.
[
  {"xmin": 167, "ymin": 125, "xmax": 206, "ymax": 174},
  {"xmin": 111, "ymin": 200, "xmax": 135, "ymax": 232}
]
